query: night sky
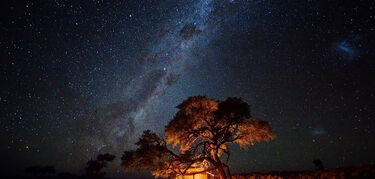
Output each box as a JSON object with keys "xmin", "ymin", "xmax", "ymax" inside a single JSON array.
[{"xmin": 1, "ymin": 0, "xmax": 375, "ymax": 177}]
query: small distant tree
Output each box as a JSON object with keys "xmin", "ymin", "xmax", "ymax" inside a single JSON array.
[
  {"xmin": 313, "ymin": 159, "xmax": 324, "ymax": 170},
  {"xmin": 97, "ymin": 153, "xmax": 116, "ymax": 162},
  {"xmin": 25, "ymin": 166, "xmax": 41, "ymax": 176},
  {"xmin": 40, "ymin": 165, "xmax": 56, "ymax": 175},
  {"xmin": 121, "ymin": 96, "xmax": 275, "ymax": 179},
  {"xmin": 85, "ymin": 153, "xmax": 115, "ymax": 178},
  {"xmin": 58, "ymin": 172, "xmax": 78, "ymax": 178}
]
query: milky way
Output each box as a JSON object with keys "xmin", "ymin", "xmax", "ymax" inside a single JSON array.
[
  {"xmin": 1, "ymin": 0, "xmax": 375, "ymax": 177},
  {"xmin": 79, "ymin": 0, "xmax": 222, "ymax": 159}
]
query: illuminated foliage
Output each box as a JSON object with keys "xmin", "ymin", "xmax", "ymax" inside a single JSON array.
[
  {"xmin": 122, "ymin": 96, "xmax": 275, "ymax": 179},
  {"xmin": 121, "ymin": 130, "xmax": 173, "ymax": 178}
]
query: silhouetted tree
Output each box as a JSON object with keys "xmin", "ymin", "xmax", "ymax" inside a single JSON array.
[
  {"xmin": 40, "ymin": 165, "xmax": 56, "ymax": 175},
  {"xmin": 85, "ymin": 153, "xmax": 115, "ymax": 178},
  {"xmin": 122, "ymin": 96, "xmax": 275, "ymax": 179},
  {"xmin": 58, "ymin": 172, "xmax": 78, "ymax": 178},
  {"xmin": 25, "ymin": 166, "xmax": 41, "ymax": 176},
  {"xmin": 314, "ymin": 159, "xmax": 324, "ymax": 170},
  {"xmin": 97, "ymin": 153, "xmax": 115, "ymax": 162}
]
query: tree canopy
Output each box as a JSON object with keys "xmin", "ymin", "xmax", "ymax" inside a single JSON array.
[
  {"xmin": 85, "ymin": 153, "xmax": 115, "ymax": 178},
  {"xmin": 122, "ymin": 96, "xmax": 275, "ymax": 179}
]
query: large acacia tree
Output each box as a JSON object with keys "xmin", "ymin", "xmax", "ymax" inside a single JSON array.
[{"xmin": 122, "ymin": 96, "xmax": 275, "ymax": 179}]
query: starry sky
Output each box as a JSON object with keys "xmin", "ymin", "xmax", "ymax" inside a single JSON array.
[{"xmin": 1, "ymin": 0, "xmax": 374, "ymax": 177}]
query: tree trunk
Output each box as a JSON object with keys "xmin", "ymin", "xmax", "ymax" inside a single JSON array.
[
  {"xmin": 217, "ymin": 166, "xmax": 227, "ymax": 179},
  {"xmin": 213, "ymin": 150, "xmax": 228, "ymax": 179},
  {"xmin": 227, "ymin": 167, "xmax": 232, "ymax": 179}
]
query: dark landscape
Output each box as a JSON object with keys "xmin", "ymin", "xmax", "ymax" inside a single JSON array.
[{"xmin": 4, "ymin": 165, "xmax": 375, "ymax": 179}]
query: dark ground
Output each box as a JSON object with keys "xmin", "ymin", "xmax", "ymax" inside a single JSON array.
[
  {"xmin": 6, "ymin": 164, "xmax": 375, "ymax": 179},
  {"xmin": 233, "ymin": 164, "xmax": 375, "ymax": 179}
]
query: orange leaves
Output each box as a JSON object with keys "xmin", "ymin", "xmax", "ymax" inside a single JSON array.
[
  {"xmin": 165, "ymin": 96, "xmax": 219, "ymax": 152},
  {"xmin": 165, "ymin": 96, "xmax": 275, "ymax": 158},
  {"xmin": 235, "ymin": 119, "xmax": 276, "ymax": 149}
]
